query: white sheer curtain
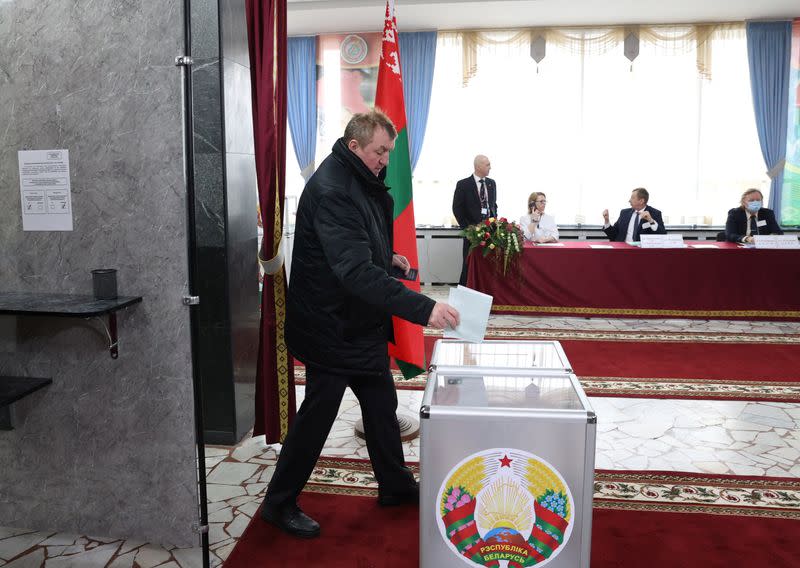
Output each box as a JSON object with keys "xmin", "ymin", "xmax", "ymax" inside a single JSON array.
[{"xmin": 412, "ymin": 25, "xmax": 766, "ymax": 227}]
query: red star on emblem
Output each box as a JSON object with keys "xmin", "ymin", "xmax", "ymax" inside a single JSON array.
[{"xmin": 499, "ymin": 454, "xmax": 512, "ymax": 468}]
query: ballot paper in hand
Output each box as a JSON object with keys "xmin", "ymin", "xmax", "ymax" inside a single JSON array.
[{"xmin": 444, "ymin": 285, "xmax": 493, "ymax": 343}]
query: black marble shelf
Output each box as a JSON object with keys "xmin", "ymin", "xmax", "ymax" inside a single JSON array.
[
  {"xmin": 0, "ymin": 376, "xmax": 52, "ymax": 407},
  {"xmin": 0, "ymin": 375, "xmax": 52, "ymax": 430},
  {"xmin": 0, "ymin": 292, "xmax": 142, "ymax": 317},
  {"xmin": 0, "ymin": 292, "xmax": 143, "ymax": 359}
]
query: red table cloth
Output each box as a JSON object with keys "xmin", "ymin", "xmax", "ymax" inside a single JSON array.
[{"xmin": 467, "ymin": 241, "xmax": 800, "ymax": 320}]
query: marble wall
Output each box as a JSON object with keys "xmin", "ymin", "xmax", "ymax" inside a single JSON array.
[
  {"xmin": 191, "ymin": 0, "xmax": 259, "ymax": 445},
  {"xmin": 0, "ymin": 0, "xmax": 198, "ymax": 547},
  {"xmin": 190, "ymin": 0, "xmax": 233, "ymax": 444},
  {"xmin": 220, "ymin": 0, "xmax": 259, "ymax": 444}
]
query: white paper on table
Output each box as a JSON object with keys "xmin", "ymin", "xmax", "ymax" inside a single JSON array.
[
  {"xmin": 775, "ymin": 235, "xmax": 800, "ymax": 249},
  {"xmin": 754, "ymin": 235, "xmax": 800, "ymax": 249},
  {"xmin": 589, "ymin": 244, "xmax": 614, "ymax": 249},
  {"xmin": 640, "ymin": 234, "xmax": 686, "ymax": 248},
  {"xmin": 535, "ymin": 242, "xmax": 565, "ymax": 246},
  {"xmin": 690, "ymin": 244, "xmax": 718, "ymax": 249},
  {"xmin": 443, "ymin": 285, "xmax": 493, "ymax": 343},
  {"xmin": 753, "ymin": 235, "xmax": 778, "ymax": 248}
]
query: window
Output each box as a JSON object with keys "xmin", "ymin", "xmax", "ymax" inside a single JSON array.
[{"xmin": 411, "ymin": 26, "xmax": 766, "ymax": 227}]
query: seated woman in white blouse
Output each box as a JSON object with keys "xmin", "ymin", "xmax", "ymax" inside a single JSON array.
[{"xmin": 520, "ymin": 192, "xmax": 559, "ymax": 243}]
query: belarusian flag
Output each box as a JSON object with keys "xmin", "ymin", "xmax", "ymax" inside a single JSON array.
[{"xmin": 376, "ymin": 0, "xmax": 425, "ymax": 379}]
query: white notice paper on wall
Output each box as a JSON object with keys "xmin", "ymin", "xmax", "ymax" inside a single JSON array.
[
  {"xmin": 18, "ymin": 149, "xmax": 74, "ymax": 231},
  {"xmin": 444, "ymin": 285, "xmax": 493, "ymax": 343},
  {"xmin": 640, "ymin": 234, "xmax": 685, "ymax": 248},
  {"xmin": 754, "ymin": 235, "xmax": 800, "ymax": 249}
]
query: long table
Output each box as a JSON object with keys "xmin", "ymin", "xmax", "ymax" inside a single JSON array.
[{"xmin": 467, "ymin": 241, "xmax": 800, "ymax": 320}]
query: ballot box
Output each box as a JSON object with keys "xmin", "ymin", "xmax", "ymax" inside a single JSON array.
[
  {"xmin": 429, "ymin": 339, "xmax": 573, "ymax": 374},
  {"xmin": 420, "ymin": 339, "xmax": 595, "ymax": 568}
]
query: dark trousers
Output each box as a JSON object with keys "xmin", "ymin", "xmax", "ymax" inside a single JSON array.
[
  {"xmin": 459, "ymin": 238, "xmax": 470, "ymax": 286},
  {"xmin": 263, "ymin": 364, "xmax": 415, "ymax": 508}
]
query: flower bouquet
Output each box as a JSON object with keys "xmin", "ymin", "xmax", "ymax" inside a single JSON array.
[{"xmin": 463, "ymin": 217, "xmax": 524, "ymax": 275}]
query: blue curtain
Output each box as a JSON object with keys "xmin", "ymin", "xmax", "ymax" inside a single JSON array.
[
  {"xmin": 287, "ymin": 36, "xmax": 317, "ymax": 180},
  {"xmin": 399, "ymin": 31, "xmax": 437, "ymax": 172},
  {"xmin": 746, "ymin": 21, "xmax": 792, "ymax": 221}
]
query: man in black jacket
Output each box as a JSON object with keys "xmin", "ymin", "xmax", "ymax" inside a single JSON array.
[
  {"xmin": 259, "ymin": 109, "xmax": 460, "ymax": 538},
  {"xmin": 452, "ymin": 155, "xmax": 498, "ymax": 285},
  {"xmin": 602, "ymin": 187, "xmax": 666, "ymax": 242},
  {"xmin": 725, "ymin": 188, "xmax": 783, "ymax": 243}
]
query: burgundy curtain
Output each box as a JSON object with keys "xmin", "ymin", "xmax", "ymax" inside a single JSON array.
[{"xmin": 246, "ymin": 0, "xmax": 295, "ymax": 442}]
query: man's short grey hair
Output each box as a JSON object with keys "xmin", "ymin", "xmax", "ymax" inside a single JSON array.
[
  {"xmin": 633, "ymin": 187, "xmax": 649, "ymax": 203},
  {"xmin": 344, "ymin": 108, "xmax": 397, "ymax": 147},
  {"xmin": 474, "ymin": 155, "xmax": 489, "ymax": 169}
]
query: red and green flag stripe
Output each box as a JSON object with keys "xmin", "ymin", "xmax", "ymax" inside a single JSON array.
[{"xmin": 375, "ymin": 0, "xmax": 425, "ymax": 379}]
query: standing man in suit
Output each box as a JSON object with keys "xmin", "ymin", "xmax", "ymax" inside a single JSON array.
[
  {"xmin": 602, "ymin": 187, "xmax": 666, "ymax": 242},
  {"xmin": 452, "ymin": 155, "xmax": 498, "ymax": 285},
  {"xmin": 725, "ymin": 188, "xmax": 783, "ymax": 243}
]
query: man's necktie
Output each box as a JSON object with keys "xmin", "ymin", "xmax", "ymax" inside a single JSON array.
[
  {"xmin": 633, "ymin": 213, "xmax": 641, "ymax": 241},
  {"xmin": 479, "ymin": 179, "xmax": 488, "ymax": 215},
  {"xmin": 749, "ymin": 214, "xmax": 758, "ymax": 236}
]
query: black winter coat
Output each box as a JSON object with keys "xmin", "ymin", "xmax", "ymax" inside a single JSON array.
[{"xmin": 285, "ymin": 138, "xmax": 436, "ymax": 375}]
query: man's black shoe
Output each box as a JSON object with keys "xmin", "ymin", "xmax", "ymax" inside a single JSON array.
[
  {"xmin": 260, "ymin": 502, "xmax": 321, "ymax": 538},
  {"xmin": 377, "ymin": 482, "xmax": 420, "ymax": 507}
]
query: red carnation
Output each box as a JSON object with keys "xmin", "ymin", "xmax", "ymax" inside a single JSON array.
[
  {"xmin": 480, "ymin": 241, "xmax": 487, "ymax": 247},
  {"xmin": 484, "ymin": 219, "xmax": 491, "ymax": 226}
]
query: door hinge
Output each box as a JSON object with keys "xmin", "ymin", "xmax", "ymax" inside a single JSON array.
[
  {"xmin": 175, "ymin": 55, "xmax": 194, "ymax": 67},
  {"xmin": 191, "ymin": 522, "xmax": 209, "ymax": 534},
  {"xmin": 182, "ymin": 295, "xmax": 200, "ymax": 306}
]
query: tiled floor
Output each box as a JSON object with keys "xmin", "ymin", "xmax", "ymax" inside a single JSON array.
[
  {"xmin": 0, "ymin": 529, "xmax": 202, "ymax": 568},
  {"xmin": 3, "ymin": 285, "xmax": 799, "ymax": 566}
]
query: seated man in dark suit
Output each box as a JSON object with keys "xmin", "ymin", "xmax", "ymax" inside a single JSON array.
[
  {"xmin": 452, "ymin": 154, "xmax": 498, "ymax": 285},
  {"xmin": 602, "ymin": 187, "xmax": 666, "ymax": 242},
  {"xmin": 725, "ymin": 188, "xmax": 783, "ymax": 244}
]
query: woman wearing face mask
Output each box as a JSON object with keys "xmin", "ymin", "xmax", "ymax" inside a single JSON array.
[
  {"xmin": 520, "ymin": 192, "xmax": 559, "ymax": 243},
  {"xmin": 725, "ymin": 188, "xmax": 783, "ymax": 244}
]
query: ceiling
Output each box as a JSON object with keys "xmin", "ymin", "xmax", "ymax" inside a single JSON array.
[{"xmin": 287, "ymin": 0, "xmax": 798, "ymax": 35}]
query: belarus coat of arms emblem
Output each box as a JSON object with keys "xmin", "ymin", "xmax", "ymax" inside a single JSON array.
[{"xmin": 436, "ymin": 448, "xmax": 574, "ymax": 567}]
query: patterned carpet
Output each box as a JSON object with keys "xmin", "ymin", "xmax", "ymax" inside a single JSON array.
[
  {"xmin": 295, "ymin": 326, "xmax": 800, "ymax": 402},
  {"xmin": 305, "ymin": 457, "xmax": 800, "ymax": 520},
  {"xmin": 225, "ymin": 455, "xmax": 800, "ymax": 568}
]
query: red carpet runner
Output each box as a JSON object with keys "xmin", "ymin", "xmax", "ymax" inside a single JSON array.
[
  {"xmin": 560, "ymin": 337, "xmax": 800, "ymax": 401},
  {"xmin": 225, "ymin": 463, "xmax": 800, "ymax": 568},
  {"xmin": 295, "ymin": 333, "xmax": 800, "ymax": 402}
]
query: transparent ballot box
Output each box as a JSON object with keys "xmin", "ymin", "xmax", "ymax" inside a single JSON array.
[
  {"xmin": 429, "ymin": 339, "xmax": 572, "ymax": 374},
  {"xmin": 419, "ymin": 340, "xmax": 595, "ymax": 568}
]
